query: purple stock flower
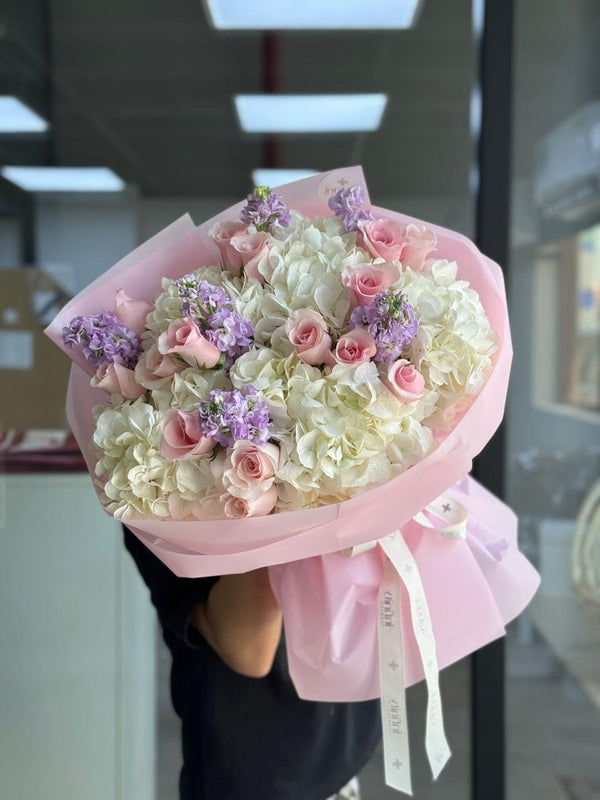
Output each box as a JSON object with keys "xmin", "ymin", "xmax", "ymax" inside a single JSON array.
[
  {"xmin": 197, "ymin": 386, "xmax": 271, "ymax": 448},
  {"xmin": 205, "ymin": 308, "xmax": 254, "ymax": 368},
  {"xmin": 173, "ymin": 277, "xmax": 254, "ymax": 367},
  {"xmin": 328, "ymin": 185, "xmax": 366, "ymax": 215},
  {"xmin": 240, "ymin": 186, "xmax": 291, "ymax": 233},
  {"xmin": 62, "ymin": 312, "xmax": 141, "ymax": 368},
  {"xmin": 174, "ymin": 275, "xmax": 231, "ymax": 318},
  {"xmin": 350, "ymin": 290, "xmax": 419, "ymax": 363},
  {"xmin": 341, "ymin": 207, "xmax": 375, "ymax": 232},
  {"xmin": 205, "ymin": 308, "xmax": 253, "ymax": 351},
  {"xmin": 328, "ymin": 185, "xmax": 375, "ymax": 232}
]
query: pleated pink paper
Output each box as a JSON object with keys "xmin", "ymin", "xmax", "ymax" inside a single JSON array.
[{"xmin": 269, "ymin": 474, "xmax": 540, "ymax": 702}]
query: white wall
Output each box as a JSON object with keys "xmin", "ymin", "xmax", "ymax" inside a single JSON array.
[{"xmin": 1, "ymin": 474, "xmax": 156, "ymax": 800}]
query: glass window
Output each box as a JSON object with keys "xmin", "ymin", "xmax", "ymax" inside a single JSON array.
[{"xmin": 506, "ymin": 1, "xmax": 600, "ymax": 797}]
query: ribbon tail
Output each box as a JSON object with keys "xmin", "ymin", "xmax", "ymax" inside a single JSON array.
[
  {"xmin": 377, "ymin": 553, "xmax": 413, "ymax": 795},
  {"xmin": 380, "ymin": 533, "xmax": 452, "ymax": 783}
]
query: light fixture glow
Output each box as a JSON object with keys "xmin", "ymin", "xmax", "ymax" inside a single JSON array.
[
  {"xmin": 0, "ymin": 96, "xmax": 49, "ymax": 133},
  {"xmin": 251, "ymin": 168, "xmax": 318, "ymax": 187},
  {"xmin": 1, "ymin": 167, "xmax": 125, "ymax": 192},
  {"xmin": 205, "ymin": 0, "xmax": 422, "ymax": 30},
  {"xmin": 235, "ymin": 95, "xmax": 388, "ymax": 134}
]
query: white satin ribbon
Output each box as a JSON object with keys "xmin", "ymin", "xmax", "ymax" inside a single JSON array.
[
  {"xmin": 378, "ymin": 532, "xmax": 451, "ymax": 794},
  {"xmin": 377, "ymin": 546, "xmax": 412, "ymax": 793},
  {"xmin": 412, "ymin": 494, "xmax": 468, "ymax": 540},
  {"xmin": 343, "ymin": 492, "xmax": 466, "ymax": 793},
  {"xmin": 343, "ymin": 494, "xmax": 468, "ymax": 559}
]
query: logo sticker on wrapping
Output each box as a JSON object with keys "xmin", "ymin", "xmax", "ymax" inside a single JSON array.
[{"xmin": 317, "ymin": 168, "xmax": 368, "ymax": 203}]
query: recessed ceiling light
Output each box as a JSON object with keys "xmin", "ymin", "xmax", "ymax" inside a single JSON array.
[
  {"xmin": 0, "ymin": 96, "xmax": 49, "ymax": 133},
  {"xmin": 1, "ymin": 167, "xmax": 125, "ymax": 192},
  {"xmin": 235, "ymin": 95, "xmax": 388, "ymax": 133},
  {"xmin": 251, "ymin": 168, "xmax": 318, "ymax": 187},
  {"xmin": 205, "ymin": 0, "xmax": 422, "ymax": 29}
]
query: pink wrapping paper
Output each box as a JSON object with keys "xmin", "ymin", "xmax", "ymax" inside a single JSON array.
[
  {"xmin": 44, "ymin": 167, "xmax": 517, "ymax": 580},
  {"xmin": 43, "ymin": 166, "xmax": 540, "ymax": 726},
  {"xmin": 268, "ymin": 474, "xmax": 540, "ymax": 702}
]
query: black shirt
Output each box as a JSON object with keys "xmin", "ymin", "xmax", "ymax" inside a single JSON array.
[{"xmin": 122, "ymin": 525, "xmax": 381, "ymax": 800}]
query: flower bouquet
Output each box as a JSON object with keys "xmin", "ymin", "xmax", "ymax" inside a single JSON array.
[{"xmin": 45, "ymin": 166, "xmax": 539, "ymax": 794}]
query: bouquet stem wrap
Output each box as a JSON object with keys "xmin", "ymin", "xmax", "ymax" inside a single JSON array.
[{"xmin": 269, "ymin": 475, "xmax": 539, "ymax": 793}]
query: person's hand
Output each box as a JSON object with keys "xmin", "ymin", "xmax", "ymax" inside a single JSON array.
[{"xmin": 189, "ymin": 567, "xmax": 283, "ymax": 678}]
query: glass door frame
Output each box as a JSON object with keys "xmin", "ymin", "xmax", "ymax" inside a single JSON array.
[{"xmin": 471, "ymin": 1, "xmax": 515, "ymax": 799}]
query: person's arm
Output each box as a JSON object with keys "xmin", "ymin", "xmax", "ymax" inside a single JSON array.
[{"xmin": 188, "ymin": 567, "xmax": 283, "ymax": 679}]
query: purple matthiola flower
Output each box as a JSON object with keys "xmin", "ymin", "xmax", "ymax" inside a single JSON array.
[
  {"xmin": 342, "ymin": 207, "xmax": 375, "ymax": 232},
  {"xmin": 350, "ymin": 290, "xmax": 419, "ymax": 363},
  {"xmin": 205, "ymin": 308, "xmax": 254, "ymax": 368},
  {"xmin": 62, "ymin": 311, "xmax": 141, "ymax": 368},
  {"xmin": 328, "ymin": 185, "xmax": 374, "ymax": 232},
  {"xmin": 240, "ymin": 186, "xmax": 291, "ymax": 233},
  {"xmin": 328, "ymin": 185, "xmax": 366, "ymax": 215},
  {"xmin": 197, "ymin": 386, "xmax": 271, "ymax": 448},
  {"xmin": 174, "ymin": 275, "xmax": 231, "ymax": 318},
  {"xmin": 173, "ymin": 277, "xmax": 254, "ymax": 368}
]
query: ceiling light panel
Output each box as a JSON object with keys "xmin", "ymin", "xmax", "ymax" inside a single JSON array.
[
  {"xmin": 235, "ymin": 94, "xmax": 388, "ymax": 133},
  {"xmin": 205, "ymin": 0, "xmax": 421, "ymax": 30},
  {"xmin": 1, "ymin": 167, "xmax": 125, "ymax": 192}
]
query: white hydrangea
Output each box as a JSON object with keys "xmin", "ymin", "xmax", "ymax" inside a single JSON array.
[
  {"xmin": 150, "ymin": 367, "xmax": 231, "ymax": 412},
  {"xmin": 143, "ymin": 277, "xmax": 184, "ymax": 343},
  {"xmin": 218, "ymin": 271, "xmax": 266, "ymax": 329},
  {"xmin": 92, "ymin": 400, "xmax": 215, "ymax": 520},
  {"xmin": 256, "ymin": 211, "xmax": 368, "ymax": 328},
  {"xmin": 396, "ymin": 260, "xmax": 498, "ymax": 429},
  {"xmin": 230, "ymin": 348, "xmax": 327, "ymax": 439},
  {"xmin": 386, "ymin": 417, "xmax": 436, "ymax": 474},
  {"xmin": 275, "ymin": 361, "xmax": 434, "ymax": 498}
]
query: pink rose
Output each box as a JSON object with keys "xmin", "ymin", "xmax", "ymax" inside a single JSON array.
[
  {"xmin": 157, "ymin": 317, "xmax": 220, "ymax": 368},
  {"xmin": 91, "ymin": 360, "xmax": 145, "ymax": 400},
  {"xmin": 160, "ymin": 409, "xmax": 215, "ymax": 460},
  {"xmin": 334, "ymin": 329, "xmax": 377, "ymax": 366},
  {"xmin": 224, "ymin": 440, "xmax": 279, "ymax": 500},
  {"xmin": 358, "ymin": 218, "xmax": 409, "ymax": 262},
  {"xmin": 229, "ymin": 232, "xmax": 269, "ymax": 282},
  {"xmin": 222, "ymin": 486, "xmax": 278, "ymax": 518},
  {"xmin": 286, "ymin": 309, "xmax": 334, "ymax": 366},
  {"xmin": 401, "ymin": 224, "xmax": 437, "ymax": 271},
  {"xmin": 343, "ymin": 261, "xmax": 400, "ymax": 307},
  {"xmin": 383, "ymin": 359, "xmax": 425, "ymax": 403},
  {"xmin": 208, "ymin": 221, "xmax": 248, "ymax": 272},
  {"xmin": 358, "ymin": 219, "xmax": 437, "ymax": 270},
  {"xmin": 114, "ymin": 289, "xmax": 153, "ymax": 335},
  {"xmin": 135, "ymin": 344, "xmax": 183, "ymax": 389}
]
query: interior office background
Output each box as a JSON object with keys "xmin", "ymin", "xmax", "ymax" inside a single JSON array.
[{"xmin": 1, "ymin": 1, "xmax": 599, "ymax": 798}]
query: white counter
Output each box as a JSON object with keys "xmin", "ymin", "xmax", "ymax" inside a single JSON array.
[{"xmin": 0, "ymin": 473, "xmax": 156, "ymax": 800}]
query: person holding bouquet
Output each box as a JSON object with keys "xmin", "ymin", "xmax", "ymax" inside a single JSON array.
[{"xmin": 123, "ymin": 524, "xmax": 379, "ymax": 800}]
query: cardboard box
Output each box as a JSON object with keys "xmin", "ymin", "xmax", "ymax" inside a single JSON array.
[{"xmin": 0, "ymin": 270, "xmax": 72, "ymax": 430}]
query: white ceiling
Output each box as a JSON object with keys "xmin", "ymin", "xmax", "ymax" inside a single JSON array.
[
  {"xmin": 2, "ymin": 0, "xmax": 599, "ymax": 208},
  {"xmin": 45, "ymin": 0, "xmax": 475, "ymax": 197}
]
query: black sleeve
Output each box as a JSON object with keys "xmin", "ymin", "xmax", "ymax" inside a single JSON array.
[{"xmin": 122, "ymin": 524, "xmax": 220, "ymax": 649}]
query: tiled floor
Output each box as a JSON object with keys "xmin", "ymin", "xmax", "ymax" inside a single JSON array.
[{"xmin": 155, "ymin": 628, "xmax": 600, "ymax": 800}]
